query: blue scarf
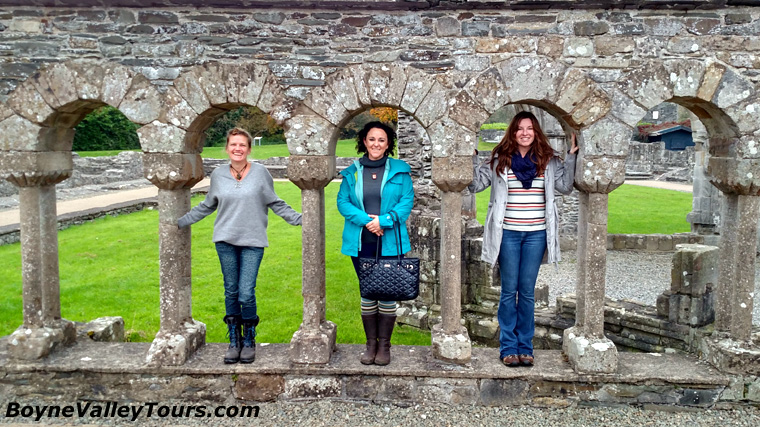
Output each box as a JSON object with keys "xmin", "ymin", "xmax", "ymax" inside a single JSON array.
[{"xmin": 511, "ymin": 152, "xmax": 537, "ymax": 189}]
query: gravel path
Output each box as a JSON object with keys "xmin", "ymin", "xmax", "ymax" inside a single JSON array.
[
  {"xmin": 540, "ymin": 250, "xmax": 760, "ymax": 326},
  {"xmin": 2, "ymin": 398, "xmax": 760, "ymax": 426}
]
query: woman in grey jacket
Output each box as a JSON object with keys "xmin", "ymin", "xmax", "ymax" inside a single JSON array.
[
  {"xmin": 469, "ymin": 111, "xmax": 578, "ymax": 368},
  {"xmin": 178, "ymin": 128, "xmax": 302, "ymax": 365}
]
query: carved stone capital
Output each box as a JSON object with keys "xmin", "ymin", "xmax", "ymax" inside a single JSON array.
[
  {"xmin": 287, "ymin": 155, "xmax": 335, "ymax": 190},
  {"xmin": 0, "ymin": 151, "xmax": 72, "ymax": 187},
  {"xmin": 143, "ymin": 153, "xmax": 204, "ymax": 190},
  {"xmin": 574, "ymin": 155, "xmax": 626, "ymax": 194},
  {"xmin": 432, "ymin": 156, "xmax": 473, "ymax": 192},
  {"xmin": 707, "ymin": 157, "xmax": 760, "ymax": 196}
]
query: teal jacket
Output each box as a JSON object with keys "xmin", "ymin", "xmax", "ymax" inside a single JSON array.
[{"xmin": 337, "ymin": 157, "xmax": 414, "ymax": 257}]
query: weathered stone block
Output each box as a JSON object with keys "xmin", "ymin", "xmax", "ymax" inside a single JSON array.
[
  {"xmin": 284, "ymin": 114, "xmax": 334, "ymax": 156},
  {"xmin": 174, "ymin": 68, "xmax": 212, "ymax": 115},
  {"xmin": 120, "ymin": 75, "xmax": 162, "ymax": 125},
  {"xmin": 712, "ymin": 68, "xmax": 755, "ymax": 110},
  {"xmin": 7, "ymin": 322, "xmax": 75, "ymax": 360},
  {"xmin": 288, "ymin": 321, "xmax": 337, "ymax": 365},
  {"xmin": 480, "ymin": 379, "xmax": 530, "ymax": 406},
  {"xmin": 234, "ymin": 374, "xmax": 285, "ymax": 402},
  {"xmin": 78, "ymin": 316, "xmax": 124, "ymax": 342},
  {"xmin": 399, "ymin": 68, "xmax": 436, "ymax": 114},
  {"xmin": 575, "ymin": 155, "xmax": 626, "ymax": 193},
  {"xmin": 145, "ymin": 319, "xmax": 206, "ymax": 366},
  {"xmin": 159, "ymin": 87, "xmax": 198, "ymax": 132},
  {"xmin": 0, "ymin": 151, "xmax": 73, "ymax": 183},
  {"xmin": 284, "ymin": 376, "xmax": 340, "ymax": 399},
  {"xmin": 303, "ymin": 85, "xmax": 348, "ymax": 126},
  {"xmin": 138, "ymin": 121, "xmax": 191, "ymax": 153},
  {"xmin": 697, "ymin": 62, "xmax": 726, "ymax": 103},
  {"xmin": 619, "ymin": 61, "xmax": 673, "ymax": 110},
  {"xmin": 432, "ymin": 156, "xmax": 473, "ymax": 192},
  {"xmin": 287, "ymin": 155, "xmax": 335, "ymax": 190},
  {"xmin": 563, "ymin": 331, "xmax": 618, "ymax": 374},
  {"xmin": 579, "ymin": 118, "xmax": 630, "ymax": 157},
  {"xmin": 427, "ymin": 117, "xmax": 477, "ymax": 157},
  {"xmin": 664, "ymin": 59, "xmax": 706, "ymax": 98},
  {"xmin": 418, "ymin": 378, "xmax": 479, "ymax": 405},
  {"xmin": 143, "ymin": 153, "xmax": 204, "ymax": 190},
  {"xmin": 344, "ymin": 375, "xmax": 381, "ymax": 400},
  {"xmin": 414, "ymin": 81, "xmax": 449, "ymax": 128},
  {"xmin": 431, "ymin": 323, "xmax": 471, "ymax": 364},
  {"xmin": 448, "ymin": 90, "xmax": 490, "ymax": 133},
  {"xmin": 707, "ymin": 157, "xmax": 760, "ymax": 196},
  {"xmin": 497, "ymin": 57, "xmax": 566, "ymax": 105},
  {"xmin": 7, "ymin": 81, "xmax": 54, "ymax": 125}
]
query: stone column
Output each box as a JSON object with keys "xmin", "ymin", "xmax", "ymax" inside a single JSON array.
[
  {"xmin": 561, "ymin": 147, "xmax": 625, "ymax": 373},
  {"xmin": 714, "ymin": 193, "xmax": 759, "ymax": 341},
  {"xmin": 687, "ymin": 119, "xmax": 721, "ymax": 234},
  {"xmin": 701, "ymin": 154, "xmax": 760, "ymax": 375},
  {"xmin": 287, "ymin": 155, "xmax": 337, "ymax": 365},
  {"xmin": 143, "ymin": 153, "xmax": 206, "ymax": 366},
  {"xmin": 430, "ymin": 156, "xmax": 472, "ymax": 364},
  {"xmin": 1, "ymin": 151, "xmax": 76, "ymax": 359}
]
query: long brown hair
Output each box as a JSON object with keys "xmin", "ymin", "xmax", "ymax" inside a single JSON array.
[{"xmin": 490, "ymin": 111, "xmax": 554, "ymax": 176}]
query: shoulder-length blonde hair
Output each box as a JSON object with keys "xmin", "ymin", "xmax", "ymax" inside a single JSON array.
[{"xmin": 489, "ymin": 111, "xmax": 554, "ymax": 176}]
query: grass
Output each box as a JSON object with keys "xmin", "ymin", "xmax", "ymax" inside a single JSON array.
[
  {"xmin": 607, "ymin": 184, "xmax": 692, "ymax": 234},
  {"xmin": 0, "ymin": 182, "xmax": 431, "ymax": 346},
  {"xmin": 473, "ymin": 184, "xmax": 692, "ymax": 234}
]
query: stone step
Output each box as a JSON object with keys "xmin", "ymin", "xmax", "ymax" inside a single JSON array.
[{"xmin": 0, "ymin": 339, "xmax": 736, "ymax": 407}]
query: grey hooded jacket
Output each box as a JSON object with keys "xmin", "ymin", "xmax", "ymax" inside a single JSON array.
[{"xmin": 468, "ymin": 152, "xmax": 577, "ymax": 266}]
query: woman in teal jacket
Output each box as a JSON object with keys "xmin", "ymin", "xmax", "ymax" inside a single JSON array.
[{"xmin": 337, "ymin": 121, "xmax": 414, "ymax": 366}]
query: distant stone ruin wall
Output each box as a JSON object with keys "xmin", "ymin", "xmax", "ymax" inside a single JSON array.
[{"xmin": 627, "ymin": 142, "xmax": 696, "ymax": 182}]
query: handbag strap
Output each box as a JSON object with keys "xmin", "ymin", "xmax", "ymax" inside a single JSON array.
[{"xmin": 389, "ymin": 211, "xmax": 403, "ymax": 261}]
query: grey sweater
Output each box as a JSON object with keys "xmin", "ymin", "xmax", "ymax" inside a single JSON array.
[{"xmin": 178, "ymin": 162, "xmax": 302, "ymax": 247}]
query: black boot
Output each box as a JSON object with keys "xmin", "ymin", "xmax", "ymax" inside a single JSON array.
[
  {"xmin": 223, "ymin": 315, "xmax": 242, "ymax": 364},
  {"xmin": 375, "ymin": 314, "xmax": 396, "ymax": 366},
  {"xmin": 360, "ymin": 313, "xmax": 378, "ymax": 365},
  {"xmin": 240, "ymin": 317, "xmax": 259, "ymax": 364}
]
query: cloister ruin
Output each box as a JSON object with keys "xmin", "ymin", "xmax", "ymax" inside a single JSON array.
[{"xmin": 0, "ymin": 0, "xmax": 758, "ymax": 407}]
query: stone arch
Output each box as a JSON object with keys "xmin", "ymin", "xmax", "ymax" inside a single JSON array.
[
  {"xmin": 1, "ymin": 60, "xmax": 145, "ymax": 153},
  {"xmin": 614, "ymin": 59, "xmax": 759, "ymax": 345},
  {"xmin": 285, "ymin": 62, "xmax": 474, "ymax": 157},
  {"xmin": 147, "ymin": 62, "xmax": 291, "ymax": 155}
]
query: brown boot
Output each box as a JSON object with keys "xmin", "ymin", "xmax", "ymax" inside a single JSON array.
[
  {"xmin": 360, "ymin": 313, "xmax": 378, "ymax": 365},
  {"xmin": 375, "ymin": 314, "xmax": 396, "ymax": 366}
]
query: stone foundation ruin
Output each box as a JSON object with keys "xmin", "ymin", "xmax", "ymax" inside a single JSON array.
[{"xmin": 0, "ymin": 0, "xmax": 759, "ymax": 408}]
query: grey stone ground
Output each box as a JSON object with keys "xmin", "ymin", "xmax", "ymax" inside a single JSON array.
[{"xmin": 1, "ymin": 397, "xmax": 760, "ymax": 426}]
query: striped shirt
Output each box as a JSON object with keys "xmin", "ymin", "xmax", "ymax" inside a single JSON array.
[{"xmin": 503, "ymin": 170, "xmax": 546, "ymax": 231}]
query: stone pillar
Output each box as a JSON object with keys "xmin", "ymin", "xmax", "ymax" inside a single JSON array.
[
  {"xmin": 714, "ymin": 193, "xmax": 759, "ymax": 341},
  {"xmin": 701, "ymin": 153, "xmax": 759, "ymax": 375},
  {"xmin": 561, "ymin": 135, "xmax": 627, "ymax": 373},
  {"xmin": 687, "ymin": 119, "xmax": 721, "ymax": 234},
  {"xmin": 430, "ymin": 156, "xmax": 472, "ymax": 364},
  {"xmin": 1, "ymin": 151, "xmax": 76, "ymax": 359},
  {"xmin": 287, "ymin": 155, "xmax": 337, "ymax": 365},
  {"xmin": 143, "ymin": 153, "xmax": 206, "ymax": 366},
  {"xmin": 562, "ymin": 190, "xmax": 618, "ymax": 374}
]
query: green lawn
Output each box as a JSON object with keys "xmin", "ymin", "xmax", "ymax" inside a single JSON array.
[
  {"xmin": 473, "ymin": 184, "xmax": 692, "ymax": 234},
  {"xmin": 79, "ymin": 140, "xmax": 494, "ymax": 159},
  {"xmin": 0, "ymin": 182, "xmax": 430, "ymax": 346}
]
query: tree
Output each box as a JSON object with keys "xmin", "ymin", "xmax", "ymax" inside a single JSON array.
[
  {"xmin": 204, "ymin": 107, "xmax": 284, "ymax": 147},
  {"xmin": 72, "ymin": 106, "xmax": 140, "ymax": 151},
  {"xmin": 369, "ymin": 107, "xmax": 398, "ymax": 124}
]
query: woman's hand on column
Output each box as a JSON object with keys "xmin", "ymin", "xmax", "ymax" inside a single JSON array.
[{"xmin": 569, "ymin": 133, "xmax": 579, "ymax": 154}]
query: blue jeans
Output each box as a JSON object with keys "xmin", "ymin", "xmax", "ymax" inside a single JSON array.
[
  {"xmin": 215, "ymin": 242, "xmax": 264, "ymax": 321},
  {"xmin": 497, "ymin": 229, "xmax": 546, "ymax": 358}
]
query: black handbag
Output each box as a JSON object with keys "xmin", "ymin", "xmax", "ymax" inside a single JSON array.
[{"xmin": 358, "ymin": 211, "xmax": 420, "ymax": 301}]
